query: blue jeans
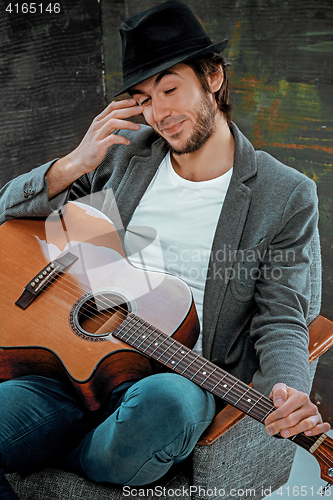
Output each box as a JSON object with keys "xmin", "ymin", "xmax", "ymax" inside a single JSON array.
[{"xmin": 0, "ymin": 373, "xmax": 215, "ymax": 499}]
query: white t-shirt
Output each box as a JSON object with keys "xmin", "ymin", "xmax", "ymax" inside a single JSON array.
[{"xmin": 124, "ymin": 152, "xmax": 232, "ymax": 355}]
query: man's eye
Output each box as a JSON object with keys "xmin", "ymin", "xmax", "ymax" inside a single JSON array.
[
  {"xmin": 139, "ymin": 97, "xmax": 150, "ymax": 106},
  {"xmin": 165, "ymin": 88, "xmax": 176, "ymax": 94}
]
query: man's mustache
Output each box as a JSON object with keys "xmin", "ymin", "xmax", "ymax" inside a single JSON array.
[{"xmin": 157, "ymin": 116, "xmax": 187, "ymax": 131}]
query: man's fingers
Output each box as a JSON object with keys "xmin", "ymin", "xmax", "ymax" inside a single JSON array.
[
  {"xmin": 304, "ymin": 421, "xmax": 331, "ymax": 436},
  {"xmin": 102, "ymin": 104, "xmax": 143, "ymax": 123},
  {"xmin": 96, "ymin": 99, "xmax": 139, "ymax": 120},
  {"xmin": 267, "ymin": 417, "xmax": 330, "ymax": 439},
  {"xmin": 268, "ymin": 391, "xmax": 310, "ymax": 422},
  {"xmin": 265, "ymin": 384, "xmax": 331, "ymax": 439},
  {"xmin": 266, "ymin": 410, "xmax": 322, "ymax": 437},
  {"xmin": 96, "ymin": 100, "xmax": 143, "ymax": 125},
  {"xmin": 98, "ymin": 118, "xmax": 141, "ymax": 139},
  {"xmin": 269, "ymin": 383, "xmax": 288, "ymax": 408},
  {"xmin": 265, "ymin": 392, "xmax": 315, "ymax": 426},
  {"xmin": 92, "ymin": 103, "xmax": 143, "ymax": 139},
  {"xmin": 103, "ymin": 133, "xmax": 132, "ymax": 147}
]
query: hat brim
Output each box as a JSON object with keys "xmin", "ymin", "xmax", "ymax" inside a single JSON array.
[{"xmin": 114, "ymin": 38, "xmax": 228, "ymax": 97}]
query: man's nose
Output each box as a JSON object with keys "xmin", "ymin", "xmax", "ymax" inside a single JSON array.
[{"xmin": 151, "ymin": 97, "xmax": 170, "ymax": 124}]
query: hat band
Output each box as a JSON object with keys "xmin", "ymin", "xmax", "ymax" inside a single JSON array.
[{"xmin": 122, "ymin": 35, "xmax": 212, "ymax": 76}]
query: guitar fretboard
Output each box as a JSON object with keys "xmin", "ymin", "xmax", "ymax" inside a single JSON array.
[
  {"xmin": 113, "ymin": 313, "xmax": 318, "ymax": 453},
  {"xmin": 114, "ymin": 314, "xmax": 275, "ymax": 421}
]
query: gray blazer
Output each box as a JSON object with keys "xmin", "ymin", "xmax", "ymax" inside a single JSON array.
[{"xmin": 0, "ymin": 123, "xmax": 320, "ymax": 397}]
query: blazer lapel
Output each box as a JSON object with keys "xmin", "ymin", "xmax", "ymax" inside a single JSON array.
[
  {"xmin": 202, "ymin": 180, "xmax": 252, "ymax": 358},
  {"xmin": 202, "ymin": 123, "xmax": 258, "ymax": 359}
]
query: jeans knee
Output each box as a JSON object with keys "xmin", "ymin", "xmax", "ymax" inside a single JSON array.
[
  {"xmin": 122, "ymin": 373, "xmax": 215, "ymax": 435},
  {"xmin": 78, "ymin": 374, "xmax": 215, "ymax": 486}
]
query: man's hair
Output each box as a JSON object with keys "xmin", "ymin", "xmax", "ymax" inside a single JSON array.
[{"xmin": 186, "ymin": 53, "xmax": 232, "ymax": 126}]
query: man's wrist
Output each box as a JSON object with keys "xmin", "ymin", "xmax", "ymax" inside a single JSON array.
[{"xmin": 46, "ymin": 154, "xmax": 83, "ymax": 199}]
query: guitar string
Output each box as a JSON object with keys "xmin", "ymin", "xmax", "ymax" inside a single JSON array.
[
  {"xmin": 29, "ymin": 274, "xmax": 321, "ymax": 429},
  {"xmin": 115, "ymin": 316, "xmax": 333, "ymax": 442},
  {"xmin": 113, "ymin": 315, "xmax": 285, "ymax": 421},
  {"xmin": 35, "ymin": 274, "xmax": 280, "ymax": 419},
  {"xmin": 31, "ymin": 269, "xmax": 130, "ymax": 329},
  {"xmin": 27, "ymin": 268, "xmax": 325, "ymax": 443},
  {"xmin": 315, "ymin": 447, "xmax": 333, "ymax": 470},
  {"xmin": 313, "ymin": 446, "xmax": 333, "ymax": 474},
  {"xmin": 42, "ymin": 261, "xmax": 170, "ymax": 324},
  {"xmin": 27, "ymin": 274, "xmax": 330, "ymax": 455},
  {"xmin": 115, "ymin": 318, "xmax": 330, "ymax": 450},
  {"xmin": 28, "ymin": 272, "xmax": 321, "ymax": 435}
]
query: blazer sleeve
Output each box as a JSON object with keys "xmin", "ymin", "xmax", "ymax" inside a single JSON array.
[
  {"xmin": 0, "ymin": 161, "xmax": 57, "ymax": 225},
  {"xmin": 0, "ymin": 161, "xmax": 93, "ymax": 225},
  {"xmin": 250, "ymin": 177, "xmax": 319, "ymax": 396}
]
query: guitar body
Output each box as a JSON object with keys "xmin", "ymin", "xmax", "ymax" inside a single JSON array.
[{"xmin": 0, "ymin": 202, "xmax": 199, "ymax": 410}]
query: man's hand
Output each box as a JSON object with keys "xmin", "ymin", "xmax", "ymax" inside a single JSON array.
[
  {"xmin": 264, "ymin": 383, "xmax": 330, "ymax": 438},
  {"xmin": 46, "ymin": 99, "xmax": 143, "ymax": 199}
]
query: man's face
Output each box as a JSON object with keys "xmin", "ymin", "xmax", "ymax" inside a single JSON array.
[{"xmin": 130, "ymin": 64, "xmax": 217, "ymax": 155}]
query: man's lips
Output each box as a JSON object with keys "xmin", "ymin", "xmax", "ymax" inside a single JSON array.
[{"xmin": 160, "ymin": 119, "xmax": 186, "ymax": 135}]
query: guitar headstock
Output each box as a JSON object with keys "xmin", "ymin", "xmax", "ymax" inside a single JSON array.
[{"xmin": 313, "ymin": 434, "xmax": 333, "ymax": 485}]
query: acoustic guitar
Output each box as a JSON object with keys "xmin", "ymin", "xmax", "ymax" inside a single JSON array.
[{"xmin": 0, "ymin": 201, "xmax": 332, "ymax": 486}]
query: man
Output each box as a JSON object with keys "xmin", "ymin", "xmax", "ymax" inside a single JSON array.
[{"xmin": 0, "ymin": 1, "xmax": 330, "ymax": 498}]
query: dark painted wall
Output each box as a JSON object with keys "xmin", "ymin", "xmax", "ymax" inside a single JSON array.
[{"xmin": 0, "ymin": 0, "xmax": 106, "ymax": 186}]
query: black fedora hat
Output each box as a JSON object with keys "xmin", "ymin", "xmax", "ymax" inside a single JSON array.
[{"xmin": 115, "ymin": 0, "xmax": 228, "ymax": 96}]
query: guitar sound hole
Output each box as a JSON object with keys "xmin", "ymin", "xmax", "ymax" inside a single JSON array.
[{"xmin": 71, "ymin": 292, "xmax": 130, "ymax": 341}]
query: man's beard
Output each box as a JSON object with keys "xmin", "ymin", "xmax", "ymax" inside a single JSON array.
[{"xmin": 158, "ymin": 92, "xmax": 216, "ymax": 155}]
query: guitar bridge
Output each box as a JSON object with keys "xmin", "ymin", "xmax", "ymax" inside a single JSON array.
[{"xmin": 15, "ymin": 252, "xmax": 78, "ymax": 310}]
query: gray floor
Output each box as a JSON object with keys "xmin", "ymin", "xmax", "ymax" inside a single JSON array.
[{"xmin": 269, "ymin": 430, "xmax": 333, "ymax": 498}]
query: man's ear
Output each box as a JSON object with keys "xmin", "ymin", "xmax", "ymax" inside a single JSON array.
[{"xmin": 207, "ymin": 65, "xmax": 223, "ymax": 93}]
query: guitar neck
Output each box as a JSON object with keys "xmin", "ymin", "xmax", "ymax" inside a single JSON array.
[
  {"xmin": 114, "ymin": 313, "xmax": 275, "ymax": 423},
  {"xmin": 113, "ymin": 313, "xmax": 324, "ymax": 454}
]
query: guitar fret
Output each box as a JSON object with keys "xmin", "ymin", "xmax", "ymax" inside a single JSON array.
[
  {"xmin": 168, "ymin": 347, "xmax": 190, "ymax": 369},
  {"xmin": 162, "ymin": 343, "xmax": 187, "ymax": 365},
  {"xmin": 135, "ymin": 324, "xmax": 191, "ymax": 369},
  {"xmin": 156, "ymin": 338, "xmax": 178, "ymax": 361},
  {"xmin": 149, "ymin": 334, "xmax": 173, "ymax": 356},
  {"xmin": 133, "ymin": 325, "xmax": 167, "ymax": 355},
  {"xmin": 135, "ymin": 324, "xmax": 157, "ymax": 349},
  {"xmin": 233, "ymin": 386, "xmax": 251, "ymax": 406},
  {"xmin": 116, "ymin": 316, "xmax": 142, "ymax": 341},
  {"xmin": 189, "ymin": 360, "xmax": 210, "ymax": 381},
  {"xmin": 210, "ymin": 373, "xmax": 228, "ymax": 392},
  {"xmin": 247, "ymin": 395, "xmax": 265, "ymax": 417},
  {"xmin": 210, "ymin": 377, "xmax": 241, "ymax": 402},
  {"xmin": 200, "ymin": 366, "xmax": 218, "ymax": 386},
  {"xmin": 261, "ymin": 408, "xmax": 274, "ymax": 423},
  {"xmin": 223, "ymin": 380, "xmax": 239, "ymax": 398},
  {"xmin": 180, "ymin": 354, "xmax": 199, "ymax": 375}
]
